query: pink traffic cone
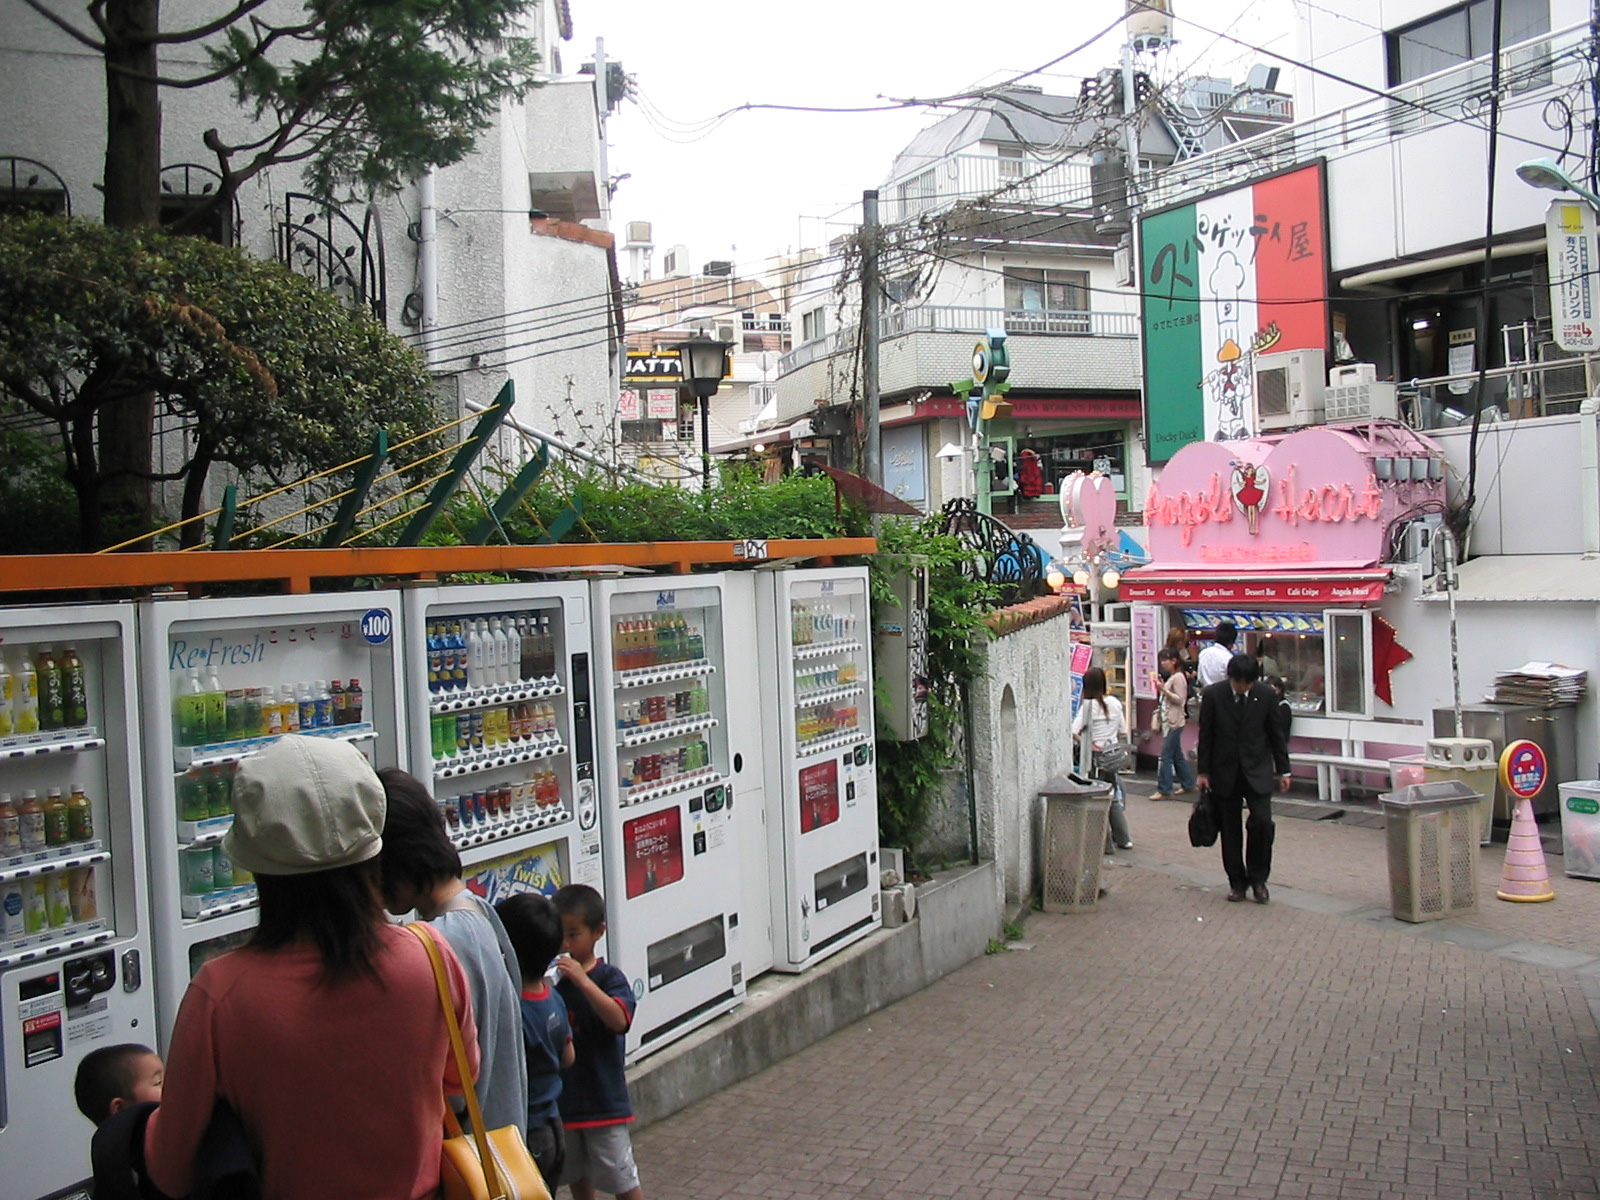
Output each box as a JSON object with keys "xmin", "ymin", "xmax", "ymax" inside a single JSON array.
[{"xmin": 1496, "ymin": 794, "xmax": 1555, "ymax": 903}]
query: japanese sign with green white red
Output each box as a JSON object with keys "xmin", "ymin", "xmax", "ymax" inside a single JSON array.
[{"xmin": 1139, "ymin": 162, "xmax": 1330, "ymax": 463}]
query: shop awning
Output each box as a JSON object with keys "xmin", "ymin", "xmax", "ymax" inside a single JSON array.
[
  {"xmin": 1419, "ymin": 554, "xmax": 1600, "ymax": 602},
  {"xmin": 1118, "ymin": 568, "xmax": 1391, "ymax": 605}
]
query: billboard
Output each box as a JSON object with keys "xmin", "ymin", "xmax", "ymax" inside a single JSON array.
[{"xmin": 1139, "ymin": 162, "xmax": 1329, "ymax": 462}]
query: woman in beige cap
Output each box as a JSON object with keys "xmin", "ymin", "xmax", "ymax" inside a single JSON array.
[{"xmin": 145, "ymin": 735, "xmax": 481, "ymax": 1200}]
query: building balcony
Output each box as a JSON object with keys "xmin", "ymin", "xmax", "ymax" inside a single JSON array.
[
  {"xmin": 775, "ymin": 303, "xmax": 1139, "ymax": 419},
  {"xmin": 885, "ymin": 154, "xmax": 1094, "ymax": 224}
]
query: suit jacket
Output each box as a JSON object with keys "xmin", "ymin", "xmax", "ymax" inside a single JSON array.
[{"xmin": 1196, "ymin": 680, "xmax": 1291, "ymax": 797}]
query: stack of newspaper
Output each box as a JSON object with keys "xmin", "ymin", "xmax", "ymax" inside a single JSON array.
[{"xmin": 1490, "ymin": 662, "xmax": 1587, "ymax": 707}]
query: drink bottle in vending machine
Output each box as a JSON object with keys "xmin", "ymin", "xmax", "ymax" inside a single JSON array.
[
  {"xmin": 755, "ymin": 567, "xmax": 881, "ymax": 972},
  {"xmin": 139, "ymin": 593, "xmax": 406, "ymax": 1042},
  {"xmin": 589, "ymin": 577, "xmax": 744, "ymax": 1060},
  {"xmin": 0, "ymin": 604, "xmax": 154, "ymax": 1200},
  {"xmin": 403, "ymin": 582, "xmax": 603, "ymax": 910}
]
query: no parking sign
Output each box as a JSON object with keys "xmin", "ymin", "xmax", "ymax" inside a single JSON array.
[{"xmin": 1500, "ymin": 739, "xmax": 1548, "ymax": 800}]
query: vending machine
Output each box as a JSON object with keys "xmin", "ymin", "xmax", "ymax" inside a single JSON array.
[
  {"xmin": 138, "ymin": 593, "xmax": 408, "ymax": 1039},
  {"xmin": 589, "ymin": 576, "xmax": 744, "ymax": 1059},
  {"xmin": 0, "ymin": 603, "xmax": 154, "ymax": 1200},
  {"xmin": 754, "ymin": 567, "xmax": 881, "ymax": 973},
  {"xmin": 400, "ymin": 582, "xmax": 603, "ymax": 910}
]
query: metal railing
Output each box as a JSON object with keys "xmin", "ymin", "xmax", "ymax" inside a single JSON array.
[
  {"xmin": 1403, "ymin": 355, "xmax": 1596, "ymax": 429},
  {"xmin": 882, "ymin": 304, "xmax": 1137, "ymax": 339},
  {"xmin": 885, "ymin": 153, "xmax": 1095, "ymax": 223},
  {"xmin": 1143, "ymin": 23, "xmax": 1587, "ymax": 212}
]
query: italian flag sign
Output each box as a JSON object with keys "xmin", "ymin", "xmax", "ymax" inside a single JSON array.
[{"xmin": 1139, "ymin": 162, "xmax": 1328, "ymax": 462}]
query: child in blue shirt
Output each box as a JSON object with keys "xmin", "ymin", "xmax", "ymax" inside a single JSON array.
[
  {"xmin": 496, "ymin": 892, "xmax": 574, "ymax": 1187},
  {"xmin": 552, "ymin": 884, "xmax": 644, "ymax": 1200}
]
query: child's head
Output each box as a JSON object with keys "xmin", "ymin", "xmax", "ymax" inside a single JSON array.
[
  {"xmin": 497, "ymin": 892, "xmax": 565, "ymax": 985},
  {"xmin": 74, "ymin": 1043, "xmax": 164, "ymax": 1125},
  {"xmin": 553, "ymin": 883, "xmax": 606, "ymax": 962},
  {"xmin": 1267, "ymin": 673, "xmax": 1287, "ymax": 699}
]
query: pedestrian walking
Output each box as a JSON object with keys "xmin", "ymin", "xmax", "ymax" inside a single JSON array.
[
  {"xmin": 1150, "ymin": 649, "xmax": 1198, "ymax": 799},
  {"xmin": 1195, "ymin": 619, "xmax": 1237, "ymax": 688},
  {"xmin": 1072, "ymin": 666, "xmax": 1132, "ymax": 851},
  {"xmin": 1196, "ymin": 653, "xmax": 1291, "ymax": 903}
]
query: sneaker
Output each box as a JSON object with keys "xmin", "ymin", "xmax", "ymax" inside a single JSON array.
[
  {"xmin": 1117, "ymin": 841, "xmax": 1133, "ymax": 850},
  {"xmin": 1153, "ymin": 791, "xmax": 1176, "ymax": 800}
]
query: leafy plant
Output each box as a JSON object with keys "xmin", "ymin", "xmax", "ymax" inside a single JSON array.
[{"xmin": 870, "ymin": 515, "xmax": 997, "ymax": 859}]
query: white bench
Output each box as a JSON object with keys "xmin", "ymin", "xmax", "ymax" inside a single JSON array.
[
  {"xmin": 1285, "ymin": 715, "xmax": 1424, "ymax": 804},
  {"xmin": 1288, "ymin": 751, "xmax": 1392, "ymax": 804}
]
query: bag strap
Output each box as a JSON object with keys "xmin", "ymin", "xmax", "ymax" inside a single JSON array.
[{"xmin": 408, "ymin": 921, "xmax": 507, "ymax": 1200}]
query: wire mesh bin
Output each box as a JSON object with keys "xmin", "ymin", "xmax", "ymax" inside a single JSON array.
[
  {"xmin": 1379, "ymin": 781, "xmax": 1482, "ymax": 923},
  {"xmin": 1041, "ymin": 773, "xmax": 1114, "ymax": 912}
]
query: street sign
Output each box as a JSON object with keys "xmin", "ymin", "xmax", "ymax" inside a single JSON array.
[
  {"xmin": 1544, "ymin": 199, "xmax": 1600, "ymax": 352},
  {"xmin": 1500, "ymin": 739, "xmax": 1548, "ymax": 800}
]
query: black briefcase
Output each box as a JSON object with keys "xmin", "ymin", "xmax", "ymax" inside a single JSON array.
[{"xmin": 1187, "ymin": 787, "xmax": 1219, "ymax": 848}]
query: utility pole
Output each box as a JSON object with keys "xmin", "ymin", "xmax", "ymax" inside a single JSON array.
[{"xmin": 861, "ymin": 189, "xmax": 882, "ymax": 493}]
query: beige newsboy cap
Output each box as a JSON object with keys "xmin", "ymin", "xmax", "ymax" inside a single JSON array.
[{"xmin": 223, "ymin": 735, "xmax": 385, "ymax": 876}]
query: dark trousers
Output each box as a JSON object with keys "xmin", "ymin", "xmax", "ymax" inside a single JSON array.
[{"xmin": 1216, "ymin": 786, "xmax": 1275, "ymax": 889}]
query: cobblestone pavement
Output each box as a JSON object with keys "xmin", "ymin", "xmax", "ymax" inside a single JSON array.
[{"xmin": 633, "ymin": 781, "xmax": 1600, "ymax": 1199}]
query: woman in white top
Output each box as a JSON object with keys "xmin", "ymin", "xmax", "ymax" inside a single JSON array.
[{"xmin": 1072, "ymin": 667, "xmax": 1132, "ymax": 850}]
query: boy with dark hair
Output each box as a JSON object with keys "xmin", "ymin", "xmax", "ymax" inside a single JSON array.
[
  {"xmin": 497, "ymin": 892, "xmax": 575, "ymax": 1185},
  {"xmin": 551, "ymin": 884, "xmax": 644, "ymax": 1200},
  {"xmin": 75, "ymin": 1043, "xmax": 165, "ymax": 1125}
]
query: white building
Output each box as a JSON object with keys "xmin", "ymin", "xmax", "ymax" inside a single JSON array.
[
  {"xmin": 1, "ymin": 0, "xmax": 624, "ymax": 517},
  {"xmin": 774, "ymin": 64, "xmax": 1294, "ymax": 521}
]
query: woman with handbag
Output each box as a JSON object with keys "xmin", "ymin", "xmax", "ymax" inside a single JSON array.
[
  {"xmin": 1151, "ymin": 648, "xmax": 1199, "ymax": 799},
  {"xmin": 145, "ymin": 736, "xmax": 481, "ymax": 1200},
  {"xmin": 1072, "ymin": 666, "xmax": 1133, "ymax": 850}
]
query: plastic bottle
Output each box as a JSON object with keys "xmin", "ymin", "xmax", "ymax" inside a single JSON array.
[
  {"xmin": 276, "ymin": 684, "xmax": 297, "ymax": 733},
  {"xmin": 313, "ymin": 680, "xmax": 333, "ymax": 729},
  {"xmin": 450, "ymin": 622, "xmax": 468, "ymax": 690},
  {"xmin": 175, "ymin": 669, "xmax": 206, "ymax": 746},
  {"xmin": 688, "ymin": 620, "xmax": 705, "ymax": 662},
  {"xmin": 177, "ymin": 770, "xmax": 208, "ymax": 823},
  {"xmin": 42, "ymin": 787, "xmax": 70, "ymax": 847},
  {"xmin": 491, "ymin": 618, "xmax": 510, "ymax": 688},
  {"xmin": 200, "ymin": 666, "xmax": 225, "ymax": 743},
  {"xmin": 45, "ymin": 872, "xmax": 71, "ymax": 928},
  {"xmin": 296, "ymin": 682, "xmax": 315, "ymax": 732},
  {"xmin": 66, "ymin": 784, "xmax": 93, "ymax": 842},
  {"xmin": 36, "ymin": 650, "xmax": 65, "ymax": 731},
  {"xmin": 506, "ymin": 616, "xmax": 523, "ymax": 683},
  {"xmin": 426, "ymin": 622, "xmax": 443, "ymax": 693},
  {"xmin": 345, "ymin": 679, "xmax": 363, "ymax": 726},
  {"xmin": 207, "ymin": 765, "xmax": 233, "ymax": 819},
  {"xmin": 243, "ymin": 687, "xmax": 265, "ymax": 737},
  {"xmin": 329, "ymin": 679, "xmax": 346, "ymax": 726},
  {"xmin": 0, "ymin": 793, "xmax": 19, "ymax": 853},
  {"xmin": 1, "ymin": 880, "xmax": 22, "ymax": 937},
  {"xmin": 467, "ymin": 621, "xmax": 485, "ymax": 690},
  {"xmin": 22, "ymin": 877, "xmax": 47, "ymax": 934},
  {"xmin": 0, "ymin": 666, "xmax": 12, "ymax": 739}
]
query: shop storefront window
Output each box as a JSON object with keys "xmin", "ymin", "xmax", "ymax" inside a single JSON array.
[
  {"xmin": 1022, "ymin": 430, "xmax": 1126, "ymax": 495},
  {"xmin": 1177, "ymin": 608, "xmax": 1374, "ymax": 718},
  {"xmin": 1326, "ymin": 610, "xmax": 1373, "ymax": 719}
]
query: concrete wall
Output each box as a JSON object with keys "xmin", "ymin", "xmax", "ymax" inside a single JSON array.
[
  {"xmin": 628, "ymin": 860, "xmax": 1002, "ymax": 1127},
  {"xmin": 969, "ymin": 611, "xmax": 1077, "ymax": 905},
  {"xmin": 1431, "ymin": 413, "xmax": 1591, "ymax": 558}
]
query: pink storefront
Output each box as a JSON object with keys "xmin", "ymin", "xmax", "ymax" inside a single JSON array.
[{"xmin": 1118, "ymin": 423, "xmax": 1447, "ymax": 798}]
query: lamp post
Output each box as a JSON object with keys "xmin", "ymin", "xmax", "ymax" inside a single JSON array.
[
  {"xmin": 1515, "ymin": 157, "xmax": 1600, "ymax": 210},
  {"xmin": 671, "ymin": 335, "xmax": 732, "ymax": 495}
]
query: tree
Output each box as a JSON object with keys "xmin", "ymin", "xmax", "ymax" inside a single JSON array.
[
  {"xmin": 0, "ymin": 214, "xmax": 438, "ymax": 550},
  {"xmin": 18, "ymin": 0, "xmax": 541, "ymax": 530}
]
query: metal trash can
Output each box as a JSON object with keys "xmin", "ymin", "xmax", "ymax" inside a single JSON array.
[
  {"xmin": 1040, "ymin": 772, "xmax": 1114, "ymax": 912},
  {"xmin": 1379, "ymin": 781, "xmax": 1481, "ymax": 923},
  {"xmin": 1558, "ymin": 781, "xmax": 1600, "ymax": 880}
]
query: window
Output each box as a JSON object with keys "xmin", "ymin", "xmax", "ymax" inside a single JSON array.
[
  {"xmin": 1003, "ymin": 268, "xmax": 1091, "ymax": 333},
  {"xmin": 801, "ymin": 308, "xmax": 827, "ymax": 343},
  {"xmin": 895, "ymin": 169, "xmax": 937, "ymax": 216},
  {"xmin": 676, "ymin": 405, "xmax": 697, "ymax": 442},
  {"xmin": 1387, "ymin": 0, "xmax": 1548, "ymax": 85},
  {"xmin": 1323, "ymin": 609, "xmax": 1373, "ymax": 719}
]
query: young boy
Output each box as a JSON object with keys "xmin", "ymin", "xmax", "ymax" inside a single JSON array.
[
  {"xmin": 497, "ymin": 892, "xmax": 575, "ymax": 1186},
  {"xmin": 552, "ymin": 884, "xmax": 644, "ymax": 1200},
  {"xmin": 74, "ymin": 1044, "xmax": 166, "ymax": 1200}
]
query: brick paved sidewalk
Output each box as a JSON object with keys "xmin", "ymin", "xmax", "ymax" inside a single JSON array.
[{"xmin": 633, "ymin": 777, "xmax": 1600, "ymax": 1200}]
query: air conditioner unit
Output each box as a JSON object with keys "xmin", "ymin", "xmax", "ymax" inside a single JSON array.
[
  {"xmin": 1325, "ymin": 382, "xmax": 1399, "ymax": 422},
  {"xmin": 715, "ymin": 324, "xmax": 736, "ymax": 344},
  {"xmin": 1253, "ymin": 348, "xmax": 1326, "ymax": 431}
]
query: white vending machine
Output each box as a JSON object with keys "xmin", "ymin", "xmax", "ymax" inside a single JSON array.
[
  {"xmin": 138, "ymin": 593, "xmax": 408, "ymax": 1040},
  {"xmin": 589, "ymin": 576, "xmax": 744, "ymax": 1059},
  {"xmin": 0, "ymin": 603, "xmax": 155, "ymax": 1200},
  {"xmin": 755, "ymin": 567, "xmax": 881, "ymax": 972},
  {"xmin": 401, "ymin": 582, "xmax": 603, "ymax": 909}
]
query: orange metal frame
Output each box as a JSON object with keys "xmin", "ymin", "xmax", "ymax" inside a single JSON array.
[{"xmin": 0, "ymin": 540, "xmax": 877, "ymax": 598}]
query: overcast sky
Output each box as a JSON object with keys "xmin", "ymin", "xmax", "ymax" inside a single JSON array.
[{"xmin": 585, "ymin": 0, "xmax": 1300, "ymax": 279}]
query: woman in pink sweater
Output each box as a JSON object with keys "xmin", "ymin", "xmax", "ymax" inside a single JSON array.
[{"xmin": 145, "ymin": 736, "xmax": 480, "ymax": 1200}]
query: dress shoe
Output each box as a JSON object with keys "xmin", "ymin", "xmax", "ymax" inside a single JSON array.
[
  {"xmin": 1153, "ymin": 791, "xmax": 1176, "ymax": 800},
  {"xmin": 1251, "ymin": 884, "xmax": 1270, "ymax": 904},
  {"xmin": 1227, "ymin": 889, "xmax": 1247, "ymax": 902}
]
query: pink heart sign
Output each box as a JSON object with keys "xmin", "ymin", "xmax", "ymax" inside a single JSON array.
[
  {"xmin": 1060, "ymin": 470, "xmax": 1118, "ymax": 557},
  {"xmin": 1142, "ymin": 427, "xmax": 1445, "ymax": 569}
]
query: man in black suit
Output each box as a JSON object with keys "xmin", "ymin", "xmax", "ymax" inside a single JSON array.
[{"xmin": 1196, "ymin": 653, "xmax": 1292, "ymax": 903}]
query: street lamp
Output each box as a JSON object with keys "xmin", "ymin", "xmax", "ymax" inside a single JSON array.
[
  {"xmin": 1515, "ymin": 157, "xmax": 1600, "ymax": 210},
  {"xmin": 671, "ymin": 334, "xmax": 731, "ymax": 494}
]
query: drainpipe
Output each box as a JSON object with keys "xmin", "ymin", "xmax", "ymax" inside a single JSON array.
[
  {"xmin": 419, "ymin": 170, "xmax": 439, "ymax": 368},
  {"xmin": 1581, "ymin": 395, "xmax": 1600, "ymax": 556}
]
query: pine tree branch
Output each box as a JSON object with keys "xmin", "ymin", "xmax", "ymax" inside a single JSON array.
[
  {"xmin": 20, "ymin": 0, "xmax": 106, "ymax": 52},
  {"xmin": 137, "ymin": 0, "xmax": 272, "ymax": 45}
]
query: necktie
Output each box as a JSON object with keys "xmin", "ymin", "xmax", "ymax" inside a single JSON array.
[{"xmin": 1235, "ymin": 693, "xmax": 1244, "ymax": 707}]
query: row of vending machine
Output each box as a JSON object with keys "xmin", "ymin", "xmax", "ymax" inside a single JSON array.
[{"xmin": 0, "ymin": 567, "xmax": 881, "ymax": 1200}]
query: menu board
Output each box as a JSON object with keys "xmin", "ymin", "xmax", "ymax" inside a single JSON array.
[{"xmin": 1132, "ymin": 605, "xmax": 1161, "ymax": 699}]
